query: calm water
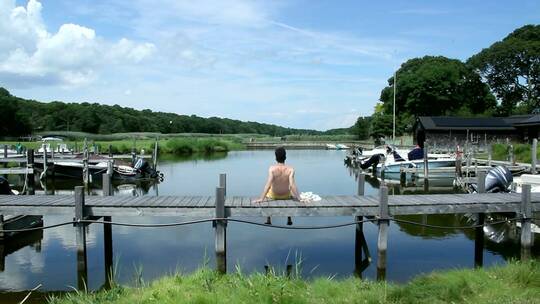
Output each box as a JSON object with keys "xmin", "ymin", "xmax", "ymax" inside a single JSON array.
[{"xmin": 0, "ymin": 150, "xmax": 538, "ymax": 302}]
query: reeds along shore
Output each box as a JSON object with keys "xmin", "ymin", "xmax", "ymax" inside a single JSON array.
[
  {"xmin": 47, "ymin": 261, "xmax": 539, "ymax": 304},
  {"xmin": 0, "ymin": 137, "xmax": 245, "ymax": 155}
]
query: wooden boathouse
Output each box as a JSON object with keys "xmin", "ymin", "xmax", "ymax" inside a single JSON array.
[{"xmin": 413, "ymin": 115, "xmax": 539, "ymax": 148}]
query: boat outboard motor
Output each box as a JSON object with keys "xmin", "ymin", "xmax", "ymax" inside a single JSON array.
[
  {"xmin": 0, "ymin": 176, "xmax": 14, "ymax": 195},
  {"xmin": 360, "ymin": 154, "xmax": 384, "ymax": 170},
  {"xmin": 484, "ymin": 166, "xmax": 513, "ymax": 193},
  {"xmin": 133, "ymin": 158, "xmax": 160, "ymax": 178}
]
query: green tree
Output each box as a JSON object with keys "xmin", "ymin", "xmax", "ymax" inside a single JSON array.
[
  {"xmin": 379, "ymin": 56, "xmax": 496, "ymax": 127},
  {"xmin": 351, "ymin": 116, "xmax": 371, "ymax": 139},
  {"xmin": 467, "ymin": 25, "xmax": 540, "ymax": 114}
]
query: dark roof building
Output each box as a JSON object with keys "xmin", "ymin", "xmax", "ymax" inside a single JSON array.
[
  {"xmin": 414, "ymin": 115, "xmax": 536, "ymax": 148},
  {"xmin": 417, "ymin": 116, "xmax": 516, "ymax": 131}
]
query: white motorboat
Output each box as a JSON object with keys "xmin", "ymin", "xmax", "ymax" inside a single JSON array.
[
  {"xmin": 358, "ymin": 145, "xmax": 410, "ymax": 158},
  {"xmin": 326, "ymin": 143, "xmax": 338, "ymax": 149}
]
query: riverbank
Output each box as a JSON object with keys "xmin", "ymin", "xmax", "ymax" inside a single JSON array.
[
  {"xmin": 0, "ymin": 137, "xmax": 245, "ymax": 155},
  {"xmin": 491, "ymin": 143, "xmax": 540, "ymax": 163},
  {"xmin": 48, "ymin": 261, "xmax": 539, "ymax": 304}
]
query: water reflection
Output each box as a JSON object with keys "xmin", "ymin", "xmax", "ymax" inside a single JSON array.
[{"xmin": 0, "ymin": 150, "xmax": 538, "ymax": 302}]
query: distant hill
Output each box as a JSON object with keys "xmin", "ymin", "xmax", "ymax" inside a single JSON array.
[{"xmin": 0, "ymin": 87, "xmax": 351, "ymax": 137}]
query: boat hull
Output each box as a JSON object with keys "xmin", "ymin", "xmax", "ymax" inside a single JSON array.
[{"xmin": 381, "ymin": 159, "xmax": 456, "ymax": 174}]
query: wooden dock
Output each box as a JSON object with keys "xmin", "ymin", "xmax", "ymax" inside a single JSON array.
[
  {"xmin": 1, "ymin": 192, "xmax": 538, "ymax": 217},
  {"xmin": 0, "ymin": 172, "xmax": 538, "ymax": 284}
]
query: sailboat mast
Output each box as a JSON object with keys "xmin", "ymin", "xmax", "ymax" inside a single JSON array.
[{"xmin": 393, "ymin": 70, "xmax": 396, "ymax": 145}]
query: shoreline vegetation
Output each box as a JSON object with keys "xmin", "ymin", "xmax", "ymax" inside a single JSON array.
[
  {"xmin": 0, "ymin": 132, "xmax": 373, "ymax": 156},
  {"xmin": 47, "ymin": 261, "xmax": 539, "ymax": 304}
]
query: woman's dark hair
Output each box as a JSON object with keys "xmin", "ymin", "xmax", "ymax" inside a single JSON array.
[{"xmin": 275, "ymin": 147, "xmax": 286, "ymax": 163}]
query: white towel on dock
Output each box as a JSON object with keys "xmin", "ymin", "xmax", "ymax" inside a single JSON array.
[{"xmin": 300, "ymin": 192, "xmax": 321, "ymax": 202}]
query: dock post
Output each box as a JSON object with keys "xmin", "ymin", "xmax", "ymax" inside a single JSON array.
[
  {"xmin": 27, "ymin": 149, "xmax": 35, "ymax": 195},
  {"xmin": 0, "ymin": 215, "xmax": 3, "ymax": 271},
  {"xmin": 520, "ymin": 184, "xmax": 532, "ymax": 261},
  {"xmin": 215, "ymin": 186, "xmax": 227, "ymax": 274},
  {"xmin": 153, "ymin": 138, "xmax": 159, "ymax": 169},
  {"xmin": 399, "ymin": 168, "xmax": 406, "ymax": 187},
  {"xmin": 102, "ymin": 173, "xmax": 113, "ymax": 289},
  {"xmin": 474, "ymin": 171, "xmax": 486, "ymax": 267},
  {"xmin": 532, "ymin": 139, "xmax": 537, "ymax": 174},
  {"xmin": 423, "ymin": 141, "xmax": 429, "ymax": 181},
  {"xmin": 354, "ymin": 174, "xmax": 368, "ymax": 277},
  {"xmin": 376, "ymin": 186, "xmax": 389, "ymax": 281},
  {"xmin": 3, "ymin": 145, "xmax": 6, "ymax": 171},
  {"xmin": 42, "ymin": 143, "xmax": 48, "ymax": 181},
  {"xmin": 456, "ymin": 146, "xmax": 462, "ymax": 178},
  {"xmin": 83, "ymin": 139, "xmax": 89, "ymax": 189},
  {"xmin": 357, "ymin": 173, "xmax": 365, "ymax": 196},
  {"xmin": 487, "ymin": 144, "xmax": 492, "ymax": 167},
  {"xmin": 219, "ymin": 173, "xmax": 227, "ymax": 196},
  {"xmin": 108, "ymin": 145, "xmax": 113, "ymax": 158},
  {"xmin": 0, "ymin": 214, "xmax": 4, "ymax": 242},
  {"xmin": 102, "ymin": 165, "xmax": 113, "ymax": 197},
  {"xmin": 509, "ymin": 144, "xmax": 515, "ymax": 165},
  {"xmin": 74, "ymin": 186, "xmax": 88, "ymax": 290}
]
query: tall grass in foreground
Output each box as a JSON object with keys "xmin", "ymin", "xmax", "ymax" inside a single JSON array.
[{"xmin": 48, "ymin": 260, "xmax": 539, "ymax": 304}]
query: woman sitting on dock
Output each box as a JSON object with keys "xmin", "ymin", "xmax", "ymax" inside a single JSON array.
[{"xmin": 254, "ymin": 147, "xmax": 301, "ymax": 202}]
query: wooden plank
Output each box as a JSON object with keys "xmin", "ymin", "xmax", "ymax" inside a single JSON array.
[
  {"xmin": 195, "ymin": 196, "xmax": 211, "ymax": 208},
  {"xmin": 204, "ymin": 196, "xmax": 217, "ymax": 207},
  {"xmin": 187, "ymin": 196, "xmax": 204, "ymax": 207},
  {"xmin": 319, "ymin": 196, "xmax": 341, "ymax": 207},
  {"xmin": 164, "ymin": 196, "xmax": 185, "ymax": 207}
]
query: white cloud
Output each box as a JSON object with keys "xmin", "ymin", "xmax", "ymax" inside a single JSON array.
[{"xmin": 0, "ymin": 0, "xmax": 155, "ymax": 87}]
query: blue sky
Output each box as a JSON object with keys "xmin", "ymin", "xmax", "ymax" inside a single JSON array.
[{"xmin": 1, "ymin": 0, "xmax": 539, "ymax": 130}]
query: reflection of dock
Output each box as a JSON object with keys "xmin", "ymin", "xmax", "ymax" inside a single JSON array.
[
  {"xmin": 0, "ymin": 229, "xmax": 43, "ymax": 272},
  {"xmin": 0, "ymin": 172, "xmax": 538, "ymax": 283}
]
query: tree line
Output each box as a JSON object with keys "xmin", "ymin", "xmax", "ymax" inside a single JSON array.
[
  {"xmin": 352, "ymin": 24, "xmax": 540, "ymax": 139},
  {"xmin": 0, "ymin": 88, "xmax": 330, "ymax": 137}
]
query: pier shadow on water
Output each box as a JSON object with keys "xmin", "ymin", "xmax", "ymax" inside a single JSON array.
[{"xmin": 0, "ymin": 150, "xmax": 538, "ymax": 303}]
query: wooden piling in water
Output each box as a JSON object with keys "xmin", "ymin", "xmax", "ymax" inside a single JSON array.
[
  {"xmin": 474, "ymin": 171, "xmax": 486, "ymax": 267},
  {"xmin": 376, "ymin": 186, "xmax": 389, "ymax": 281},
  {"xmin": 102, "ymin": 172, "xmax": 113, "ymax": 288},
  {"xmin": 0, "ymin": 215, "xmax": 3, "ymax": 271},
  {"xmin": 74, "ymin": 186, "xmax": 88, "ymax": 290},
  {"xmin": 26, "ymin": 149, "xmax": 35, "ymax": 195},
  {"xmin": 102, "ymin": 165, "xmax": 113, "ymax": 197},
  {"xmin": 153, "ymin": 138, "xmax": 159, "ymax": 169},
  {"xmin": 219, "ymin": 173, "xmax": 227, "ymax": 196},
  {"xmin": 520, "ymin": 184, "xmax": 532, "ymax": 261},
  {"xmin": 83, "ymin": 139, "xmax": 89, "ymax": 189},
  {"xmin": 42, "ymin": 144, "xmax": 48, "ymax": 181},
  {"xmin": 215, "ymin": 185, "xmax": 227, "ymax": 273},
  {"xmin": 423, "ymin": 142, "xmax": 429, "ymax": 181},
  {"xmin": 354, "ymin": 173, "xmax": 366, "ymax": 277}
]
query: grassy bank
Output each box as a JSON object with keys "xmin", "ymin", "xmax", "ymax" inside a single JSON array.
[
  {"xmin": 491, "ymin": 143, "xmax": 539, "ymax": 163},
  {"xmin": 0, "ymin": 137, "xmax": 245, "ymax": 155},
  {"xmin": 48, "ymin": 261, "xmax": 539, "ymax": 304}
]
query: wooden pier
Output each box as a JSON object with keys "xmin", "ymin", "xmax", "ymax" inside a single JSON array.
[{"xmin": 0, "ymin": 173, "xmax": 538, "ymax": 284}]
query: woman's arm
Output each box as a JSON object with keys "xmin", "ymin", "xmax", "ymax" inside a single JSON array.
[{"xmin": 254, "ymin": 168, "xmax": 273, "ymax": 203}]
